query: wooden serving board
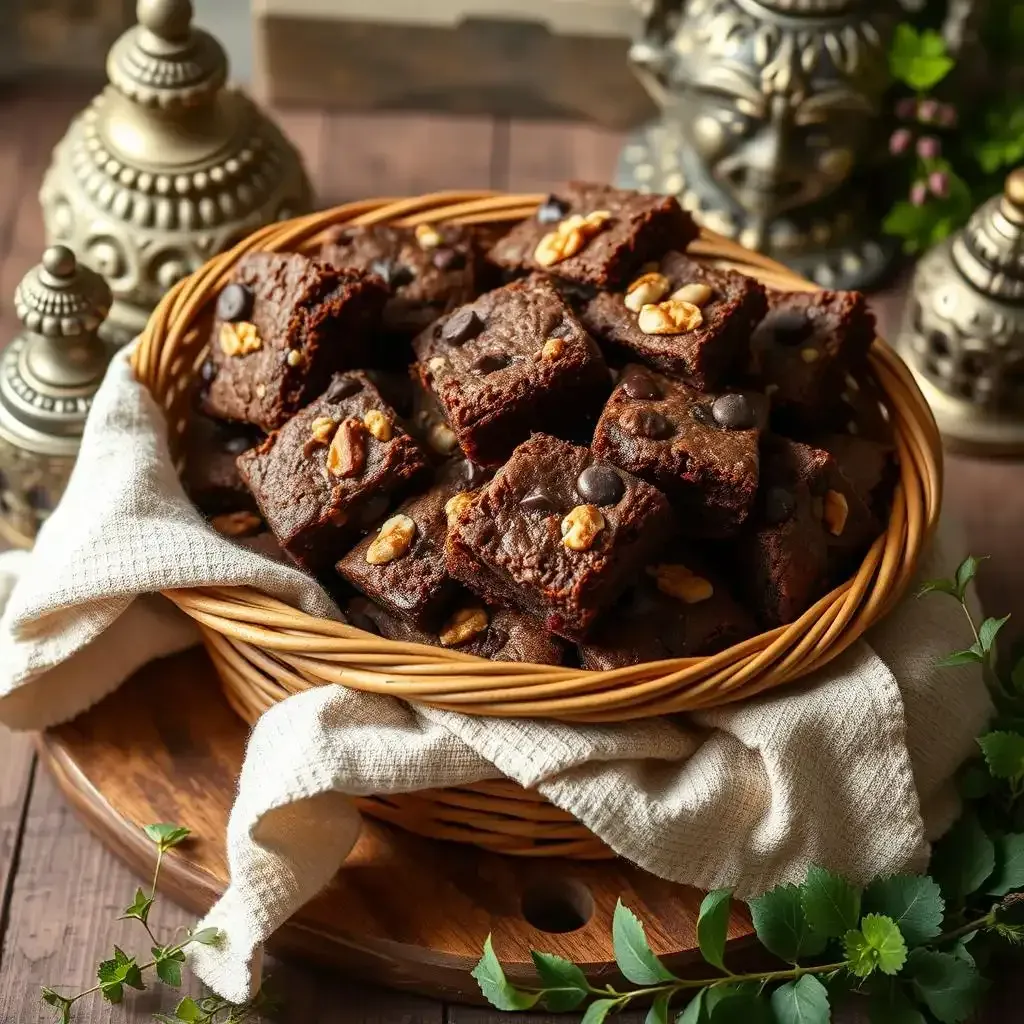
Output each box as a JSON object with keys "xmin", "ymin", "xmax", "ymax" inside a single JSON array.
[{"xmin": 37, "ymin": 648, "xmax": 756, "ymax": 1003}]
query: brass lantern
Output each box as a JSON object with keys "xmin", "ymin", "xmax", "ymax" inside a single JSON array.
[{"xmin": 39, "ymin": 0, "xmax": 314, "ymax": 348}]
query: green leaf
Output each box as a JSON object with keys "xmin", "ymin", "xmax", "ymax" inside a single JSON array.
[
  {"xmin": 863, "ymin": 875, "xmax": 944, "ymax": 947},
  {"xmin": 120, "ymin": 886, "xmax": 154, "ymax": 926},
  {"xmin": 645, "ymin": 991, "xmax": 672, "ymax": 1024},
  {"xmin": 937, "ymin": 647, "xmax": 984, "ymax": 668},
  {"xmin": 955, "ymin": 556, "xmax": 986, "ymax": 600},
  {"xmin": 188, "ymin": 926, "xmax": 222, "ymax": 947},
  {"xmin": 869, "ymin": 981, "xmax": 926, "ymax": 1024},
  {"xmin": 612, "ymin": 900, "xmax": 676, "ymax": 984},
  {"xmin": 979, "ymin": 615, "xmax": 1010, "ymax": 654},
  {"xmin": 929, "ymin": 812, "xmax": 996, "ymax": 902},
  {"xmin": 143, "ymin": 823, "xmax": 192, "ymax": 852},
  {"xmin": 905, "ymin": 949, "xmax": 984, "ymax": 1024},
  {"xmin": 916, "ymin": 578, "xmax": 958, "ymax": 599},
  {"xmin": 582, "ymin": 998, "xmax": 619, "ymax": 1024},
  {"xmin": 986, "ymin": 833, "xmax": 1024, "ymax": 896},
  {"xmin": 156, "ymin": 956, "xmax": 183, "ymax": 988},
  {"xmin": 677, "ymin": 989, "xmax": 706, "ymax": 1024},
  {"xmin": 844, "ymin": 915, "xmax": 907, "ymax": 977},
  {"xmin": 978, "ymin": 731, "xmax": 1024, "ymax": 780},
  {"xmin": 749, "ymin": 884, "xmax": 828, "ymax": 963},
  {"xmin": 801, "ymin": 864, "xmax": 862, "ymax": 939},
  {"xmin": 530, "ymin": 951, "xmax": 588, "ymax": 1012},
  {"xmin": 889, "ymin": 24, "xmax": 954, "ymax": 89},
  {"xmin": 771, "ymin": 975, "xmax": 830, "ymax": 1024},
  {"xmin": 696, "ymin": 889, "xmax": 732, "ymax": 972},
  {"xmin": 710, "ymin": 991, "xmax": 773, "ymax": 1024},
  {"xmin": 472, "ymin": 936, "xmax": 541, "ymax": 1011},
  {"xmin": 41, "ymin": 988, "xmax": 73, "ymax": 1024},
  {"xmin": 174, "ymin": 996, "xmax": 205, "ymax": 1023}
]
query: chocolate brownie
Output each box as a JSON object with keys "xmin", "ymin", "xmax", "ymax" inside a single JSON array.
[
  {"xmin": 320, "ymin": 223, "xmax": 480, "ymax": 339},
  {"xmin": 749, "ymin": 289, "xmax": 875, "ymax": 432},
  {"xmin": 181, "ymin": 411, "xmax": 262, "ymax": 516},
  {"xmin": 335, "ymin": 459, "xmax": 491, "ymax": 628},
  {"xmin": 412, "ymin": 275, "xmax": 612, "ymax": 466},
  {"xmin": 579, "ymin": 553, "xmax": 756, "ymax": 670},
  {"xmin": 236, "ymin": 371, "xmax": 428, "ymax": 571},
  {"xmin": 445, "ymin": 434, "xmax": 674, "ymax": 640},
  {"xmin": 487, "ymin": 183, "xmax": 697, "ymax": 290},
  {"xmin": 592, "ymin": 364, "xmax": 766, "ymax": 536},
  {"xmin": 581, "ymin": 251, "xmax": 767, "ymax": 389},
  {"xmin": 201, "ymin": 252, "xmax": 388, "ymax": 431},
  {"xmin": 346, "ymin": 597, "xmax": 566, "ymax": 665}
]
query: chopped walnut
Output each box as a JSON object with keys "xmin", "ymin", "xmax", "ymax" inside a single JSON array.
[
  {"xmin": 439, "ymin": 605, "xmax": 489, "ymax": 647},
  {"xmin": 670, "ymin": 282, "xmax": 713, "ymax": 307},
  {"xmin": 637, "ymin": 299, "xmax": 704, "ymax": 335},
  {"xmin": 823, "ymin": 489, "xmax": 849, "ymax": 536},
  {"xmin": 415, "ymin": 223, "xmax": 443, "ymax": 249},
  {"xmin": 649, "ymin": 563, "xmax": 714, "ymax": 604},
  {"xmin": 800, "ymin": 347, "xmax": 820, "ymax": 364},
  {"xmin": 541, "ymin": 337, "xmax": 566, "ymax": 360},
  {"xmin": 219, "ymin": 321, "xmax": 262, "ymax": 357},
  {"xmin": 365, "ymin": 514, "xmax": 417, "ymax": 565},
  {"xmin": 363, "ymin": 408, "xmax": 393, "ymax": 442},
  {"xmin": 286, "ymin": 349, "xmax": 303, "ymax": 367},
  {"xmin": 533, "ymin": 210, "xmax": 612, "ymax": 267},
  {"xmin": 444, "ymin": 491, "xmax": 476, "ymax": 523},
  {"xmin": 427, "ymin": 356, "xmax": 447, "ymax": 374},
  {"xmin": 428, "ymin": 422, "xmax": 459, "ymax": 455},
  {"xmin": 561, "ymin": 504, "xmax": 605, "ymax": 551},
  {"xmin": 211, "ymin": 510, "xmax": 263, "ymax": 537},
  {"xmin": 327, "ymin": 417, "xmax": 367, "ymax": 478},
  {"xmin": 624, "ymin": 272, "xmax": 670, "ymax": 312},
  {"xmin": 310, "ymin": 416, "xmax": 336, "ymax": 444}
]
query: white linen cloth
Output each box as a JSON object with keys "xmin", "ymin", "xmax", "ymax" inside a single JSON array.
[{"xmin": 0, "ymin": 346, "xmax": 991, "ymax": 1003}]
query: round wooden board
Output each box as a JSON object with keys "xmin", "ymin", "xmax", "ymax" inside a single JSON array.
[{"xmin": 38, "ymin": 647, "xmax": 756, "ymax": 1004}]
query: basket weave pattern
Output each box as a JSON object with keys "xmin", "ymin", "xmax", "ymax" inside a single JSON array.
[{"xmin": 133, "ymin": 192, "xmax": 943, "ymax": 856}]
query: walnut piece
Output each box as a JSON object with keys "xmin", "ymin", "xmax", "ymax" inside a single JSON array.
[
  {"xmin": 363, "ymin": 408, "xmax": 393, "ymax": 442},
  {"xmin": 561, "ymin": 504, "xmax": 605, "ymax": 551},
  {"xmin": 670, "ymin": 282, "xmax": 714, "ymax": 307},
  {"xmin": 801, "ymin": 347, "xmax": 820, "ymax": 364},
  {"xmin": 439, "ymin": 605, "xmax": 490, "ymax": 647},
  {"xmin": 823, "ymin": 489, "xmax": 849, "ymax": 536},
  {"xmin": 444, "ymin": 491, "xmax": 476, "ymax": 523},
  {"xmin": 428, "ymin": 422, "xmax": 459, "ymax": 455},
  {"xmin": 637, "ymin": 299, "xmax": 704, "ymax": 335},
  {"xmin": 219, "ymin": 321, "xmax": 262, "ymax": 357},
  {"xmin": 649, "ymin": 563, "xmax": 714, "ymax": 604},
  {"xmin": 286, "ymin": 349, "xmax": 303, "ymax": 367},
  {"xmin": 327, "ymin": 417, "xmax": 367, "ymax": 478},
  {"xmin": 415, "ymin": 223, "xmax": 443, "ymax": 249},
  {"xmin": 624, "ymin": 272, "xmax": 670, "ymax": 312},
  {"xmin": 534, "ymin": 210, "xmax": 612, "ymax": 267},
  {"xmin": 541, "ymin": 337, "xmax": 566, "ymax": 360},
  {"xmin": 210, "ymin": 510, "xmax": 263, "ymax": 537},
  {"xmin": 365, "ymin": 514, "xmax": 417, "ymax": 565}
]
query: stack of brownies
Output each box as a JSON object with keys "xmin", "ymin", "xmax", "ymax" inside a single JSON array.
[{"xmin": 184, "ymin": 184, "xmax": 897, "ymax": 670}]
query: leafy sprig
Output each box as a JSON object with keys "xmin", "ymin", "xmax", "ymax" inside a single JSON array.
[
  {"xmin": 474, "ymin": 555, "xmax": 1024, "ymax": 1022},
  {"xmin": 41, "ymin": 823, "xmax": 273, "ymax": 1024}
]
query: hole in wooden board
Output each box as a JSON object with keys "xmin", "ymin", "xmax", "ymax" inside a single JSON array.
[{"xmin": 521, "ymin": 878, "xmax": 595, "ymax": 933}]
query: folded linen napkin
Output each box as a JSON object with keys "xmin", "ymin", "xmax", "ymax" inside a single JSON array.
[{"xmin": 0, "ymin": 345, "xmax": 991, "ymax": 1003}]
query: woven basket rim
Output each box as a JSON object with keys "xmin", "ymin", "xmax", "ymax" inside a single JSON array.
[{"xmin": 132, "ymin": 189, "xmax": 944, "ymax": 725}]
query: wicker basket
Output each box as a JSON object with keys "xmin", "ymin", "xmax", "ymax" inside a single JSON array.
[{"xmin": 133, "ymin": 191, "xmax": 943, "ymax": 858}]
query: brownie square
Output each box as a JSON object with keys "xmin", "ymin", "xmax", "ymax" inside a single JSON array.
[
  {"xmin": 346, "ymin": 597, "xmax": 566, "ymax": 665},
  {"xmin": 320, "ymin": 223, "xmax": 480, "ymax": 340},
  {"xmin": 445, "ymin": 434, "xmax": 674, "ymax": 641},
  {"xmin": 335, "ymin": 459, "xmax": 491, "ymax": 628},
  {"xmin": 236, "ymin": 371, "xmax": 428, "ymax": 571},
  {"xmin": 181, "ymin": 410, "xmax": 262, "ymax": 516},
  {"xmin": 581, "ymin": 251, "xmax": 767, "ymax": 389},
  {"xmin": 592, "ymin": 364, "xmax": 766, "ymax": 536},
  {"xmin": 579, "ymin": 552, "xmax": 756, "ymax": 670},
  {"xmin": 749, "ymin": 289, "xmax": 875, "ymax": 432},
  {"xmin": 487, "ymin": 183, "xmax": 697, "ymax": 290},
  {"xmin": 201, "ymin": 252, "xmax": 388, "ymax": 431},
  {"xmin": 412, "ymin": 275, "xmax": 612, "ymax": 466}
]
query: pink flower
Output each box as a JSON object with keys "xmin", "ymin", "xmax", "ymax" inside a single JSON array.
[
  {"xmin": 910, "ymin": 181, "xmax": 929, "ymax": 206},
  {"xmin": 895, "ymin": 97, "xmax": 917, "ymax": 120},
  {"xmin": 937, "ymin": 103, "xmax": 958, "ymax": 127},
  {"xmin": 889, "ymin": 128, "xmax": 913, "ymax": 155},
  {"xmin": 929, "ymin": 171, "xmax": 950, "ymax": 198},
  {"xmin": 916, "ymin": 136, "xmax": 941, "ymax": 159},
  {"xmin": 918, "ymin": 99, "xmax": 939, "ymax": 123}
]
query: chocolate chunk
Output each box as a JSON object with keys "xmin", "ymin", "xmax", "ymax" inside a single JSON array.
[
  {"xmin": 764, "ymin": 486, "xmax": 797, "ymax": 525},
  {"xmin": 199, "ymin": 357, "xmax": 216, "ymax": 385},
  {"xmin": 456, "ymin": 459, "xmax": 488, "ymax": 489},
  {"xmin": 356, "ymin": 493, "xmax": 390, "ymax": 527},
  {"xmin": 762, "ymin": 309, "xmax": 813, "ymax": 346},
  {"xmin": 711, "ymin": 393, "xmax": 757, "ymax": 430},
  {"xmin": 621, "ymin": 408, "xmax": 674, "ymax": 440},
  {"xmin": 520, "ymin": 488, "xmax": 559, "ymax": 515},
  {"xmin": 442, "ymin": 308, "xmax": 484, "ymax": 346},
  {"xmin": 324, "ymin": 375, "xmax": 363, "ymax": 402},
  {"xmin": 621, "ymin": 368, "xmax": 661, "ymax": 400},
  {"xmin": 223, "ymin": 434, "xmax": 255, "ymax": 456},
  {"xmin": 577, "ymin": 464, "xmax": 624, "ymax": 506},
  {"xmin": 432, "ymin": 247, "xmax": 467, "ymax": 272},
  {"xmin": 371, "ymin": 258, "xmax": 415, "ymax": 289},
  {"xmin": 536, "ymin": 195, "xmax": 570, "ymax": 225},
  {"xmin": 216, "ymin": 283, "xmax": 253, "ymax": 323},
  {"xmin": 472, "ymin": 353, "xmax": 509, "ymax": 375},
  {"xmin": 691, "ymin": 404, "xmax": 715, "ymax": 426}
]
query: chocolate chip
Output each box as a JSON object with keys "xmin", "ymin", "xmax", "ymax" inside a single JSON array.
[
  {"xmin": 577, "ymin": 464, "xmax": 624, "ymax": 506},
  {"xmin": 223, "ymin": 434, "xmax": 254, "ymax": 455},
  {"xmin": 442, "ymin": 308, "xmax": 484, "ymax": 346},
  {"xmin": 621, "ymin": 368, "xmax": 661, "ymax": 400},
  {"xmin": 520, "ymin": 488, "xmax": 559, "ymax": 515},
  {"xmin": 456, "ymin": 459, "xmax": 488, "ymax": 489},
  {"xmin": 761, "ymin": 309, "xmax": 813, "ymax": 347},
  {"xmin": 216, "ymin": 283, "xmax": 253, "ymax": 322},
  {"xmin": 432, "ymin": 247, "xmax": 467, "ymax": 272},
  {"xmin": 764, "ymin": 486, "xmax": 796, "ymax": 525},
  {"xmin": 621, "ymin": 408, "xmax": 674, "ymax": 440},
  {"xmin": 471, "ymin": 353, "xmax": 508, "ymax": 375},
  {"xmin": 371, "ymin": 258, "xmax": 415, "ymax": 288},
  {"xmin": 536, "ymin": 195, "xmax": 570, "ymax": 224},
  {"xmin": 711, "ymin": 393, "xmax": 758, "ymax": 430},
  {"xmin": 324, "ymin": 375, "xmax": 362, "ymax": 402},
  {"xmin": 199, "ymin": 357, "xmax": 216, "ymax": 384},
  {"xmin": 691, "ymin": 404, "xmax": 715, "ymax": 426}
]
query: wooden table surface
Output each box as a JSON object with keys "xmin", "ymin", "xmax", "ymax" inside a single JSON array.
[{"xmin": 1, "ymin": 84, "xmax": 1023, "ymax": 1023}]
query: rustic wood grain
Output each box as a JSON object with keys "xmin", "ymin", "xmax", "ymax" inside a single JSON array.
[
  {"xmin": 505, "ymin": 121, "xmax": 623, "ymax": 193},
  {"xmin": 0, "ymin": 727, "xmax": 35, "ymax": 973}
]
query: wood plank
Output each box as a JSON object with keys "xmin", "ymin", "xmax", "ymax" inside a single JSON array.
[
  {"xmin": 0, "ymin": 727, "xmax": 36, "ymax": 973},
  {"xmin": 272, "ymin": 106, "xmax": 329, "ymax": 204},
  {"xmin": 505, "ymin": 121, "xmax": 625, "ymax": 192}
]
